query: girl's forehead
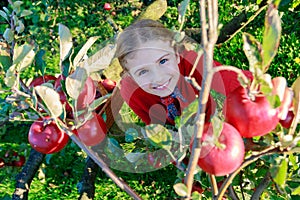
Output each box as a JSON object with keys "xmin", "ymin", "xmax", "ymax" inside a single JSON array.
[
  {"xmin": 139, "ymin": 40, "xmax": 174, "ymax": 51},
  {"xmin": 126, "ymin": 40, "xmax": 175, "ymax": 59}
]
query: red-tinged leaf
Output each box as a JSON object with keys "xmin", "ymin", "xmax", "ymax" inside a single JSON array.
[
  {"xmin": 242, "ymin": 33, "xmax": 263, "ymax": 76},
  {"xmin": 262, "ymin": 4, "xmax": 281, "ymax": 71}
]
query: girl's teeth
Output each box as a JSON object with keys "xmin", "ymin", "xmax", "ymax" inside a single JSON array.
[{"xmin": 155, "ymin": 80, "xmax": 169, "ymax": 89}]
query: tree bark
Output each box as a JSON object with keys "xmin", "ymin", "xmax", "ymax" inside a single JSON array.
[
  {"xmin": 77, "ymin": 157, "xmax": 100, "ymax": 200},
  {"xmin": 12, "ymin": 149, "xmax": 45, "ymax": 200}
]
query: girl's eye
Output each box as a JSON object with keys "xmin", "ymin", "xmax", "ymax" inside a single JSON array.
[
  {"xmin": 159, "ymin": 58, "xmax": 168, "ymax": 65},
  {"xmin": 138, "ymin": 69, "xmax": 148, "ymax": 76}
]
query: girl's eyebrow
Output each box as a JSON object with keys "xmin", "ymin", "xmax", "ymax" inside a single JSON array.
[{"xmin": 156, "ymin": 53, "xmax": 170, "ymax": 63}]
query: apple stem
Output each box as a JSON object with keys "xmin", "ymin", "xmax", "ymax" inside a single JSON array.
[{"xmin": 215, "ymin": 141, "xmax": 226, "ymax": 150}]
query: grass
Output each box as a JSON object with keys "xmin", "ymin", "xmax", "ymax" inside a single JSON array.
[{"xmin": 0, "ymin": 121, "xmax": 179, "ymax": 199}]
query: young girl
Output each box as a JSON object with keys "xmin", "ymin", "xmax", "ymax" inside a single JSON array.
[{"xmin": 115, "ymin": 19, "xmax": 291, "ymax": 126}]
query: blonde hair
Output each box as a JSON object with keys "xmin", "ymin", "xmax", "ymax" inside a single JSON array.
[{"xmin": 115, "ymin": 19, "xmax": 182, "ymax": 70}]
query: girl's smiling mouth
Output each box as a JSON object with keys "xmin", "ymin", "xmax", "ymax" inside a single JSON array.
[{"xmin": 152, "ymin": 79, "xmax": 171, "ymax": 90}]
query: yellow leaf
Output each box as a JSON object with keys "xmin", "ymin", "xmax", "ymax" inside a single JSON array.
[{"xmin": 138, "ymin": 0, "xmax": 167, "ymax": 21}]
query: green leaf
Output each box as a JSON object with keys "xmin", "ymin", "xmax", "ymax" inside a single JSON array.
[
  {"xmin": 3, "ymin": 28, "xmax": 14, "ymax": 43},
  {"xmin": 4, "ymin": 64, "xmax": 17, "ymax": 87},
  {"xmin": 83, "ymin": 44, "xmax": 115, "ymax": 74},
  {"xmin": 242, "ymin": 33, "xmax": 263, "ymax": 76},
  {"xmin": 125, "ymin": 152, "xmax": 145, "ymax": 163},
  {"xmin": 266, "ymin": 94, "xmax": 281, "ymax": 109},
  {"xmin": 178, "ymin": 0, "xmax": 190, "ymax": 23},
  {"xmin": 13, "ymin": 1, "xmax": 23, "ymax": 15},
  {"xmin": 58, "ymin": 23, "xmax": 73, "ymax": 64},
  {"xmin": 0, "ymin": 10, "xmax": 8, "ymax": 22},
  {"xmin": 3, "ymin": 7, "xmax": 10, "ymax": 15},
  {"xmin": 259, "ymin": 76, "xmax": 281, "ymax": 108},
  {"xmin": 288, "ymin": 154, "xmax": 299, "ymax": 171},
  {"xmin": 211, "ymin": 116, "xmax": 223, "ymax": 139},
  {"xmin": 0, "ymin": 56, "xmax": 11, "ymax": 70},
  {"xmin": 273, "ymin": 0, "xmax": 282, "ymax": 7},
  {"xmin": 65, "ymin": 67, "xmax": 87, "ymax": 99},
  {"xmin": 191, "ymin": 191, "xmax": 202, "ymax": 200},
  {"xmin": 88, "ymin": 94, "xmax": 111, "ymax": 111},
  {"xmin": 262, "ymin": 3, "xmax": 282, "ymax": 71},
  {"xmin": 292, "ymin": 0, "xmax": 300, "ymax": 8},
  {"xmin": 34, "ymin": 85, "xmax": 63, "ymax": 118},
  {"xmin": 73, "ymin": 36, "xmax": 100, "ymax": 68},
  {"xmin": 35, "ymin": 49, "xmax": 46, "ymax": 75},
  {"xmin": 15, "ymin": 20, "xmax": 24, "ymax": 33},
  {"xmin": 12, "ymin": 15, "xmax": 18, "ymax": 27},
  {"xmin": 173, "ymin": 183, "xmax": 188, "ymax": 197},
  {"xmin": 125, "ymin": 128, "xmax": 139, "ymax": 142},
  {"xmin": 273, "ymin": 158, "xmax": 287, "ymax": 188},
  {"xmin": 107, "ymin": 138, "xmax": 124, "ymax": 157},
  {"xmin": 13, "ymin": 44, "xmax": 35, "ymax": 72},
  {"xmin": 178, "ymin": 99, "xmax": 198, "ymax": 127},
  {"xmin": 292, "ymin": 185, "xmax": 300, "ymax": 195},
  {"xmin": 20, "ymin": 9, "xmax": 33, "ymax": 18},
  {"xmin": 138, "ymin": 0, "xmax": 167, "ymax": 21},
  {"xmin": 144, "ymin": 124, "xmax": 172, "ymax": 150}
]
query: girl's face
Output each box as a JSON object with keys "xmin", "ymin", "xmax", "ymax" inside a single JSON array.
[{"xmin": 124, "ymin": 41, "xmax": 180, "ymax": 97}]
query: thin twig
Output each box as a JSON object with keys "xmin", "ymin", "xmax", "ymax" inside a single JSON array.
[
  {"xmin": 184, "ymin": 0, "xmax": 219, "ymax": 198},
  {"xmin": 210, "ymin": 174, "xmax": 218, "ymax": 197},
  {"xmin": 223, "ymin": 4, "xmax": 268, "ymax": 44},
  {"xmin": 217, "ymin": 144, "xmax": 282, "ymax": 200},
  {"xmin": 250, "ymin": 171, "xmax": 272, "ymax": 200},
  {"xmin": 228, "ymin": 185, "xmax": 239, "ymax": 200}
]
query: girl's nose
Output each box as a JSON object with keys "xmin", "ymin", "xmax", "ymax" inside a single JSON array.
[{"xmin": 151, "ymin": 65, "xmax": 164, "ymax": 82}]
